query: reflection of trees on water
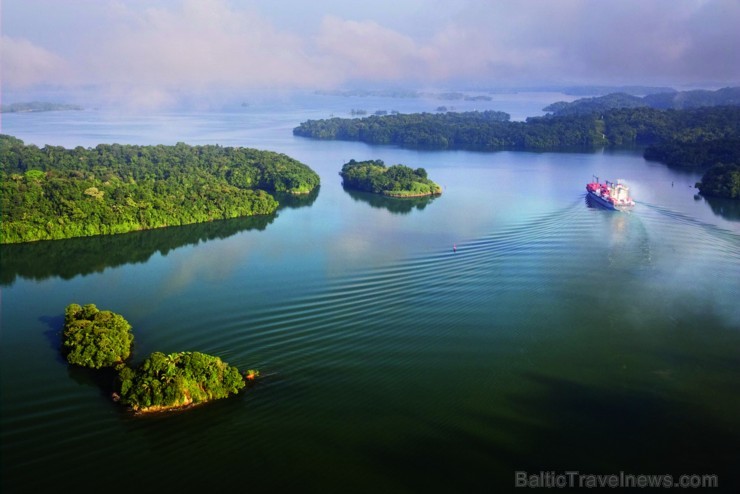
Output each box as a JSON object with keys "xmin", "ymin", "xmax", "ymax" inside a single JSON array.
[
  {"xmin": 701, "ymin": 195, "xmax": 740, "ymax": 221},
  {"xmin": 343, "ymin": 187, "xmax": 438, "ymax": 215},
  {"xmin": 0, "ymin": 214, "xmax": 275, "ymax": 286},
  {"xmin": 273, "ymin": 186, "xmax": 320, "ymax": 210}
]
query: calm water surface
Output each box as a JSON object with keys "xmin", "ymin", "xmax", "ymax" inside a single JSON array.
[{"xmin": 1, "ymin": 94, "xmax": 739, "ymax": 493}]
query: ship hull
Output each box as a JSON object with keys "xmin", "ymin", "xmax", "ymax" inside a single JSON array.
[{"xmin": 586, "ymin": 190, "xmax": 620, "ymax": 210}]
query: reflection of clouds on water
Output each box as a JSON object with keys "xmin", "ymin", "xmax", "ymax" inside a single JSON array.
[
  {"xmin": 632, "ymin": 205, "xmax": 740, "ymax": 327},
  {"xmin": 158, "ymin": 239, "xmax": 254, "ymax": 297},
  {"xmin": 605, "ymin": 212, "xmax": 653, "ymax": 271}
]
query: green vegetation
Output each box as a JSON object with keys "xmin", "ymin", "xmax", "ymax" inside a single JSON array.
[
  {"xmin": 117, "ymin": 351, "xmax": 246, "ymax": 412},
  {"xmin": 62, "ymin": 303, "xmax": 134, "ymax": 369},
  {"xmin": 295, "ymin": 110, "xmax": 606, "ymax": 150},
  {"xmin": 295, "ymin": 106, "xmax": 740, "ymax": 151},
  {"xmin": 1, "ymin": 101, "xmax": 83, "ymax": 113},
  {"xmin": 643, "ymin": 139, "xmax": 740, "ymax": 170},
  {"xmin": 340, "ymin": 159, "xmax": 442, "ymax": 197},
  {"xmin": 0, "ymin": 135, "xmax": 320, "ymax": 243},
  {"xmin": 61, "ymin": 302, "xmax": 253, "ymax": 413},
  {"xmin": 696, "ymin": 164, "xmax": 740, "ymax": 200}
]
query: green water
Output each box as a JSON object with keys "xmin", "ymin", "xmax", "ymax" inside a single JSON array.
[{"xmin": 1, "ymin": 102, "xmax": 739, "ymax": 492}]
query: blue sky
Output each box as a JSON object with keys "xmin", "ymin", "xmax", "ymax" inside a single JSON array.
[{"xmin": 3, "ymin": 0, "xmax": 739, "ymax": 107}]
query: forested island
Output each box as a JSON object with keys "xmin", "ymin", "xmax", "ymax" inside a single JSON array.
[
  {"xmin": 117, "ymin": 351, "xmax": 248, "ymax": 413},
  {"xmin": 340, "ymin": 159, "xmax": 442, "ymax": 197},
  {"xmin": 1, "ymin": 101, "xmax": 83, "ymax": 113},
  {"xmin": 63, "ymin": 303, "xmax": 134, "ymax": 369},
  {"xmin": 0, "ymin": 136, "xmax": 320, "ymax": 243},
  {"xmin": 295, "ymin": 106, "xmax": 740, "ymax": 199},
  {"xmin": 62, "ymin": 303, "xmax": 254, "ymax": 413}
]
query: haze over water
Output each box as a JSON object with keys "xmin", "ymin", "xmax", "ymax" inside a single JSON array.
[{"xmin": 1, "ymin": 93, "xmax": 739, "ymax": 492}]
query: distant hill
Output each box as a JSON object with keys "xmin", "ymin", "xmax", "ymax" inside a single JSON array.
[
  {"xmin": 560, "ymin": 85, "xmax": 676, "ymax": 96},
  {"xmin": 1, "ymin": 101, "xmax": 83, "ymax": 113},
  {"xmin": 643, "ymin": 87, "xmax": 740, "ymax": 109},
  {"xmin": 544, "ymin": 87, "xmax": 740, "ymax": 116}
]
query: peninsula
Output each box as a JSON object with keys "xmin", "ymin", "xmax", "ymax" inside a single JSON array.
[
  {"xmin": 340, "ymin": 159, "xmax": 442, "ymax": 198},
  {"xmin": 1, "ymin": 135, "xmax": 320, "ymax": 243}
]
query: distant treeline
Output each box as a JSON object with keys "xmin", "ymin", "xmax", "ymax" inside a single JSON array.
[
  {"xmin": 294, "ymin": 106, "xmax": 740, "ymax": 151},
  {"xmin": 1, "ymin": 101, "xmax": 83, "ymax": 113},
  {"xmin": 0, "ymin": 135, "xmax": 320, "ymax": 243},
  {"xmin": 292, "ymin": 110, "xmax": 611, "ymax": 149},
  {"xmin": 544, "ymin": 87, "xmax": 740, "ymax": 116},
  {"xmin": 316, "ymin": 89, "xmax": 492, "ymax": 101},
  {"xmin": 295, "ymin": 106, "xmax": 740, "ymax": 199}
]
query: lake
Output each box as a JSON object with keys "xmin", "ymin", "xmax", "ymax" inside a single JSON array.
[{"xmin": 1, "ymin": 92, "xmax": 739, "ymax": 493}]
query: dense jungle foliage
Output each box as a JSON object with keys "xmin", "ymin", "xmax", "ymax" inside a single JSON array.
[
  {"xmin": 696, "ymin": 164, "xmax": 740, "ymax": 200},
  {"xmin": 340, "ymin": 159, "xmax": 442, "ymax": 197},
  {"xmin": 295, "ymin": 106, "xmax": 740, "ymax": 151},
  {"xmin": 62, "ymin": 303, "xmax": 134, "ymax": 369},
  {"xmin": 0, "ymin": 135, "xmax": 320, "ymax": 243},
  {"xmin": 117, "ymin": 351, "xmax": 246, "ymax": 412}
]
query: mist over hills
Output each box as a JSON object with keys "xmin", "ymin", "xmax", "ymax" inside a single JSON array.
[{"xmin": 544, "ymin": 87, "xmax": 740, "ymax": 116}]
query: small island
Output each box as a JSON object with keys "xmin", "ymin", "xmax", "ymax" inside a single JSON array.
[
  {"xmin": 62, "ymin": 303, "xmax": 255, "ymax": 413},
  {"xmin": 63, "ymin": 303, "xmax": 134, "ymax": 369},
  {"xmin": 340, "ymin": 159, "xmax": 442, "ymax": 197},
  {"xmin": 117, "ymin": 351, "xmax": 247, "ymax": 413}
]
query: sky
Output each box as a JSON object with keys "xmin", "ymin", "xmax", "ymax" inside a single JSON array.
[{"xmin": 2, "ymin": 0, "xmax": 740, "ymax": 108}]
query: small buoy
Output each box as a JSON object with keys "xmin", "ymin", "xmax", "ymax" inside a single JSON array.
[{"xmin": 453, "ymin": 243, "xmax": 457, "ymax": 253}]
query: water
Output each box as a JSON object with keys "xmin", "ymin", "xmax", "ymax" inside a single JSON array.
[{"xmin": 1, "ymin": 93, "xmax": 739, "ymax": 493}]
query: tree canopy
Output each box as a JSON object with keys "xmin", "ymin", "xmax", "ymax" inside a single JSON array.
[
  {"xmin": 295, "ymin": 106, "xmax": 740, "ymax": 152},
  {"xmin": 62, "ymin": 303, "xmax": 134, "ymax": 369},
  {"xmin": 696, "ymin": 163, "xmax": 740, "ymax": 200},
  {"xmin": 117, "ymin": 351, "xmax": 246, "ymax": 412},
  {"xmin": 1, "ymin": 135, "xmax": 320, "ymax": 243},
  {"xmin": 340, "ymin": 159, "xmax": 442, "ymax": 197}
]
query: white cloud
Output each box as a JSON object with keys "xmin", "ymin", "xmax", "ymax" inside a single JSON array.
[
  {"xmin": 1, "ymin": 35, "xmax": 71, "ymax": 89},
  {"xmin": 93, "ymin": 0, "xmax": 333, "ymax": 90},
  {"xmin": 315, "ymin": 16, "xmax": 428, "ymax": 81},
  {"xmin": 2, "ymin": 0, "xmax": 739, "ymax": 106}
]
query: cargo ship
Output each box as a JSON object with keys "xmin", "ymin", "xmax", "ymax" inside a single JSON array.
[{"xmin": 586, "ymin": 177, "xmax": 635, "ymax": 210}]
